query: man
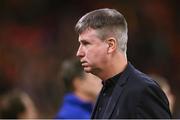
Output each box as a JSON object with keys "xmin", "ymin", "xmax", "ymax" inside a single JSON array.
[
  {"xmin": 75, "ymin": 8, "xmax": 172, "ymax": 118},
  {"xmin": 55, "ymin": 59, "xmax": 102, "ymax": 119}
]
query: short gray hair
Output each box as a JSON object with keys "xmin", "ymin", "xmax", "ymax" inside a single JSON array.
[{"xmin": 75, "ymin": 8, "xmax": 128, "ymax": 53}]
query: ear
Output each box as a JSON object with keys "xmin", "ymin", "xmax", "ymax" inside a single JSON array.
[{"xmin": 105, "ymin": 37, "xmax": 117, "ymax": 53}]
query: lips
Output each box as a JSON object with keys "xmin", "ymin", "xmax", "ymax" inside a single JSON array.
[{"xmin": 81, "ymin": 61, "xmax": 88, "ymax": 67}]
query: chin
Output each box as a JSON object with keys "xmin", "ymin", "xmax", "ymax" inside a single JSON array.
[
  {"xmin": 83, "ymin": 67, "xmax": 92, "ymax": 73},
  {"xmin": 84, "ymin": 69, "xmax": 92, "ymax": 73}
]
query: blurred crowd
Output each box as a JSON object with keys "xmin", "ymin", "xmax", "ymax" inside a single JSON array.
[{"xmin": 0, "ymin": 0, "xmax": 179, "ymax": 118}]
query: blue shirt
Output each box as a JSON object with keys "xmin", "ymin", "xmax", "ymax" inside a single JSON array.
[{"xmin": 55, "ymin": 93, "xmax": 93, "ymax": 119}]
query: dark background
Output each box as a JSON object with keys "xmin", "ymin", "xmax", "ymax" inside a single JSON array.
[{"xmin": 0, "ymin": 0, "xmax": 179, "ymax": 118}]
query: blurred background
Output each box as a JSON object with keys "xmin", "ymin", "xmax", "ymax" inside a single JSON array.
[{"xmin": 0, "ymin": 0, "xmax": 179, "ymax": 118}]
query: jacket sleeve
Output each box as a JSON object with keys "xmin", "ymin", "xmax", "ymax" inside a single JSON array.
[{"xmin": 135, "ymin": 84, "xmax": 172, "ymax": 118}]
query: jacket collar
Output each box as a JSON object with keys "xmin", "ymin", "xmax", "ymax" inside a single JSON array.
[{"xmin": 102, "ymin": 62, "xmax": 133, "ymax": 118}]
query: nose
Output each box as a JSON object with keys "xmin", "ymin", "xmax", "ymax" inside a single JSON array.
[{"xmin": 76, "ymin": 45, "xmax": 84, "ymax": 57}]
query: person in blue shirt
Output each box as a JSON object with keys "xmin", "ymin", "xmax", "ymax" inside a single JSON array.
[{"xmin": 55, "ymin": 58, "xmax": 102, "ymax": 119}]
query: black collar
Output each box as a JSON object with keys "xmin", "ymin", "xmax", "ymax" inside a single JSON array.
[{"xmin": 102, "ymin": 72, "xmax": 122, "ymax": 87}]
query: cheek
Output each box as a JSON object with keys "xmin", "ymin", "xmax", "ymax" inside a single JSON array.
[{"xmin": 89, "ymin": 47, "xmax": 107, "ymax": 64}]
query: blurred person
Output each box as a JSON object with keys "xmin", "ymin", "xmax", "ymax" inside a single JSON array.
[
  {"xmin": 0, "ymin": 89, "xmax": 38, "ymax": 119},
  {"xmin": 0, "ymin": 71, "xmax": 13, "ymax": 95},
  {"xmin": 149, "ymin": 74, "xmax": 175, "ymax": 114},
  {"xmin": 55, "ymin": 58, "xmax": 102, "ymax": 119},
  {"xmin": 75, "ymin": 8, "xmax": 172, "ymax": 118}
]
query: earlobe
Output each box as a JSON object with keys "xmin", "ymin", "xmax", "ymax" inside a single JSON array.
[{"xmin": 106, "ymin": 38, "xmax": 116, "ymax": 53}]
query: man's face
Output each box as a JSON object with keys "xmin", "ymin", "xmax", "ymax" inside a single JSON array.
[{"xmin": 76, "ymin": 28, "xmax": 108, "ymax": 74}]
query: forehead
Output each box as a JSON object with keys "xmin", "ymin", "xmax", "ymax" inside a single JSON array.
[{"xmin": 78, "ymin": 28, "xmax": 101, "ymax": 42}]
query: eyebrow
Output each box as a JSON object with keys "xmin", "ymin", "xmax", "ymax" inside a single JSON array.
[{"xmin": 79, "ymin": 39, "xmax": 87, "ymax": 43}]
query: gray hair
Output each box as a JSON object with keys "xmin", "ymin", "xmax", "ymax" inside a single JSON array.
[{"xmin": 75, "ymin": 8, "xmax": 128, "ymax": 53}]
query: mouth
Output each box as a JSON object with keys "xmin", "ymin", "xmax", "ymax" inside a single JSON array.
[{"xmin": 81, "ymin": 61, "xmax": 88, "ymax": 67}]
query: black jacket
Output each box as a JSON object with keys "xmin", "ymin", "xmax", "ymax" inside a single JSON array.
[{"xmin": 91, "ymin": 63, "xmax": 172, "ymax": 119}]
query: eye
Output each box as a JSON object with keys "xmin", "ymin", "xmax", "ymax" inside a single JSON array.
[{"xmin": 82, "ymin": 41, "xmax": 90, "ymax": 46}]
